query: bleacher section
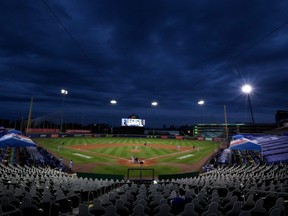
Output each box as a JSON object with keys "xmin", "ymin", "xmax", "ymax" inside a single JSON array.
[
  {"xmin": 0, "ymin": 146, "xmax": 67, "ymax": 172},
  {"xmin": 0, "ymin": 163, "xmax": 287, "ymax": 215},
  {"xmin": 260, "ymin": 136, "xmax": 288, "ymax": 164},
  {"xmin": 230, "ymin": 150, "xmax": 264, "ymax": 165},
  {"xmin": 0, "ymin": 164, "xmax": 124, "ymax": 215},
  {"xmin": 227, "ymin": 135, "xmax": 288, "ymax": 165},
  {"xmin": 0, "ymin": 133, "xmax": 287, "ymax": 215}
]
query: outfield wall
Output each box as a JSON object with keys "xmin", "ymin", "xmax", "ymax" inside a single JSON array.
[{"xmin": 28, "ymin": 133, "xmax": 225, "ymax": 142}]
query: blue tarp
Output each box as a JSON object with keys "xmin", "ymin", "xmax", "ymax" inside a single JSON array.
[
  {"xmin": 0, "ymin": 133, "xmax": 37, "ymax": 148},
  {"xmin": 230, "ymin": 135, "xmax": 262, "ymax": 151},
  {"xmin": 7, "ymin": 129, "xmax": 22, "ymax": 135},
  {"xmin": 232, "ymin": 134, "xmax": 244, "ymax": 140}
]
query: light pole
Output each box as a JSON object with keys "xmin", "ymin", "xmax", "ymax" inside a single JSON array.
[
  {"xmin": 60, "ymin": 89, "xmax": 68, "ymax": 132},
  {"xmin": 110, "ymin": 100, "xmax": 117, "ymax": 134},
  {"xmin": 26, "ymin": 97, "xmax": 33, "ymax": 134},
  {"xmin": 224, "ymin": 105, "xmax": 229, "ymax": 147},
  {"xmin": 151, "ymin": 101, "xmax": 158, "ymax": 136},
  {"xmin": 198, "ymin": 100, "xmax": 205, "ymax": 123},
  {"xmin": 241, "ymin": 84, "xmax": 255, "ymax": 124}
]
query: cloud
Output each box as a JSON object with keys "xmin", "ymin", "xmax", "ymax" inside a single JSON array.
[{"xmin": 0, "ymin": 0, "xmax": 287, "ymax": 126}]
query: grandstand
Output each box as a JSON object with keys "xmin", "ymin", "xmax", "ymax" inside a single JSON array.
[
  {"xmin": 0, "ymin": 159, "xmax": 287, "ymax": 215},
  {"xmin": 193, "ymin": 123, "xmax": 277, "ymax": 138},
  {"xmin": 0, "ymin": 129, "xmax": 287, "ymax": 215},
  {"xmin": 259, "ymin": 136, "xmax": 288, "ymax": 164},
  {"xmin": 214, "ymin": 134, "xmax": 288, "ymax": 167}
]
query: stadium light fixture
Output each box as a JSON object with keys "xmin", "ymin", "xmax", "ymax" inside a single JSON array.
[
  {"xmin": 61, "ymin": 89, "xmax": 68, "ymax": 95},
  {"xmin": 60, "ymin": 89, "xmax": 68, "ymax": 132},
  {"xmin": 198, "ymin": 100, "xmax": 205, "ymax": 105},
  {"xmin": 110, "ymin": 100, "xmax": 117, "ymax": 134},
  {"xmin": 110, "ymin": 100, "xmax": 117, "ymax": 105},
  {"xmin": 241, "ymin": 84, "xmax": 255, "ymax": 124},
  {"xmin": 151, "ymin": 101, "xmax": 158, "ymax": 107},
  {"xmin": 242, "ymin": 84, "xmax": 252, "ymax": 94}
]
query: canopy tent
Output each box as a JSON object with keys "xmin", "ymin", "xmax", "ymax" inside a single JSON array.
[
  {"xmin": 229, "ymin": 135, "xmax": 261, "ymax": 151},
  {"xmin": 7, "ymin": 129, "xmax": 22, "ymax": 135},
  {"xmin": 0, "ymin": 133, "xmax": 37, "ymax": 148}
]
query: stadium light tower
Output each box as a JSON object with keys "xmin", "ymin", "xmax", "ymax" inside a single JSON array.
[
  {"xmin": 242, "ymin": 84, "xmax": 255, "ymax": 124},
  {"xmin": 110, "ymin": 100, "xmax": 117, "ymax": 134},
  {"xmin": 198, "ymin": 100, "xmax": 205, "ymax": 123},
  {"xmin": 60, "ymin": 89, "xmax": 68, "ymax": 132},
  {"xmin": 151, "ymin": 101, "xmax": 158, "ymax": 136}
]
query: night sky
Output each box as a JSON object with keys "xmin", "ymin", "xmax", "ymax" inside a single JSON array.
[{"xmin": 1, "ymin": 0, "xmax": 288, "ymax": 128}]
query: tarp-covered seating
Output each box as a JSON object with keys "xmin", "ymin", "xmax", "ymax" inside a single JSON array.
[
  {"xmin": 7, "ymin": 129, "xmax": 22, "ymax": 135},
  {"xmin": 0, "ymin": 133, "xmax": 36, "ymax": 148},
  {"xmin": 229, "ymin": 134, "xmax": 262, "ymax": 165},
  {"xmin": 0, "ymin": 133, "xmax": 37, "ymax": 166},
  {"xmin": 230, "ymin": 135, "xmax": 261, "ymax": 151}
]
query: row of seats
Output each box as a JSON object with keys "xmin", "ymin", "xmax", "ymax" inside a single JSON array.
[
  {"xmin": 0, "ymin": 146, "xmax": 66, "ymax": 171},
  {"xmin": 230, "ymin": 150, "xmax": 264, "ymax": 165},
  {"xmin": 75, "ymin": 163, "xmax": 287, "ymax": 215},
  {"xmin": 0, "ymin": 164, "xmax": 124, "ymax": 215},
  {"xmin": 0, "ymin": 151, "xmax": 287, "ymax": 215}
]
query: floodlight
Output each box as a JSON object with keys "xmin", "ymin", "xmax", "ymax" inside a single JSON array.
[
  {"xmin": 61, "ymin": 89, "xmax": 68, "ymax": 95},
  {"xmin": 151, "ymin": 101, "xmax": 158, "ymax": 106},
  {"xmin": 242, "ymin": 84, "xmax": 252, "ymax": 94},
  {"xmin": 110, "ymin": 100, "xmax": 117, "ymax": 105},
  {"xmin": 198, "ymin": 100, "xmax": 204, "ymax": 105}
]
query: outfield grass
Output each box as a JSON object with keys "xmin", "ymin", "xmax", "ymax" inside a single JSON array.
[{"xmin": 34, "ymin": 137, "xmax": 219, "ymax": 177}]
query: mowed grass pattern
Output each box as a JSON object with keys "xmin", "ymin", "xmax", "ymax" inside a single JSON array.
[
  {"xmin": 34, "ymin": 137, "xmax": 219, "ymax": 176},
  {"xmin": 90, "ymin": 145, "xmax": 175, "ymax": 159}
]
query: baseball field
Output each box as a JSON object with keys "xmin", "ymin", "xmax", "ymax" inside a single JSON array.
[{"xmin": 34, "ymin": 137, "xmax": 219, "ymax": 177}]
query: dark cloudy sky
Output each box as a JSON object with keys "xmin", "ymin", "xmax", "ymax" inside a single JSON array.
[{"xmin": 1, "ymin": 0, "xmax": 288, "ymax": 128}]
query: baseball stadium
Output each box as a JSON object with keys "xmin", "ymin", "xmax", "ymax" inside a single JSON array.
[
  {"xmin": 0, "ymin": 112, "xmax": 287, "ymax": 216},
  {"xmin": 2, "ymin": 0, "xmax": 288, "ymax": 215}
]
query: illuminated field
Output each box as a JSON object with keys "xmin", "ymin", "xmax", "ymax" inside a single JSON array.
[{"xmin": 34, "ymin": 137, "xmax": 219, "ymax": 177}]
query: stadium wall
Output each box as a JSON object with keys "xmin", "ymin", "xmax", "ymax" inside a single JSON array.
[{"xmin": 27, "ymin": 133, "xmax": 224, "ymax": 142}]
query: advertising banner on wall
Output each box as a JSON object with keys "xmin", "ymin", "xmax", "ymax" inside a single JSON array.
[
  {"xmin": 66, "ymin": 129, "xmax": 91, "ymax": 134},
  {"xmin": 27, "ymin": 128, "xmax": 59, "ymax": 133}
]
